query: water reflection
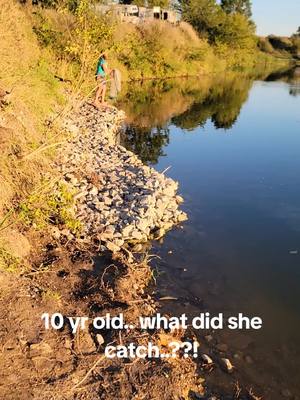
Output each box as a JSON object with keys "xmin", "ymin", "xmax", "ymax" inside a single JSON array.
[
  {"xmin": 121, "ymin": 125, "xmax": 169, "ymax": 164},
  {"xmin": 265, "ymin": 65, "xmax": 300, "ymax": 96},
  {"xmin": 172, "ymin": 75, "xmax": 252, "ymax": 130},
  {"xmin": 118, "ymin": 65, "xmax": 300, "ymax": 398},
  {"xmin": 118, "ymin": 66, "xmax": 300, "ymax": 165}
]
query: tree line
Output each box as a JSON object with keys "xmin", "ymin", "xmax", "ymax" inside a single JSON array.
[{"xmin": 21, "ymin": 0, "xmax": 256, "ymax": 51}]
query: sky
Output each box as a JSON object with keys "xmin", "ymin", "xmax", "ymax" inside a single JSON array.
[{"xmin": 252, "ymin": 0, "xmax": 300, "ymax": 36}]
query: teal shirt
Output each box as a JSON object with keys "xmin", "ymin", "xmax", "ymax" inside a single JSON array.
[{"xmin": 96, "ymin": 57, "xmax": 106, "ymax": 77}]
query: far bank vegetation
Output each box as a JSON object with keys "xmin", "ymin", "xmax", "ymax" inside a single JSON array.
[{"xmin": 26, "ymin": 0, "xmax": 267, "ymax": 94}]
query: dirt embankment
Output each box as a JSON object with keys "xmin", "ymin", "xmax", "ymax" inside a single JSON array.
[{"xmin": 0, "ymin": 103, "xmax": 204, "ymax": 400}]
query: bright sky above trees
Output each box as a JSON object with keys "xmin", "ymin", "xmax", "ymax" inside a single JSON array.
[{"xmin": 252, "ymin": 0, "xmax": 300, "ymax": 36}]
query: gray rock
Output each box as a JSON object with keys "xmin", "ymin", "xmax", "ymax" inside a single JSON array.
[
  {"xmin": 89, "ymin": 186, "xmax": 98, "ymax": 196},
  {"xmin": 131, "ymin": 229, "xmax": 144, "ymax": 241},
  {"xmin": 122, "ymin": 224, "xmax": 134, "ymax": 237},
  {"xmin": 136, "ymin": 218, "xmax": 149, "ymax": 232},
  {"xmin": 177, "ymin": 212, "xmax": 188, "ymax": 222}
]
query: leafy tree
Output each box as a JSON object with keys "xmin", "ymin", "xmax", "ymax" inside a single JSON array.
[
  {"xmin": 215, "ymin": 12, "xmax": 256, "ymax": 49},
  {"xmin": 220, "ymin": 0, "xmax": 252, "ymax": 19},
  {"xmin": 180, "ymin": 0, "xmax": 224, "ymax": 38}
]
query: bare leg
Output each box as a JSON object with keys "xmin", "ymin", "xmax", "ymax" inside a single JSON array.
[
  {"xmin": 94, "ymin": 80, "xmax": 107, "ymax": 109},
  {"xmin": 100, "ymin": 83, "xmax": 107, "ymax": 104},
  {"xmin": 94, "ymin": 85, "xmax": 102, "ymax": 108}
]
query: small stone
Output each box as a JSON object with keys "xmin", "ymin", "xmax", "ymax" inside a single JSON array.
[
  {"xmin": 201, "ymin": 354, "xmax": 213, "ymax": 365},
  {"xmin": 153, "ymin": 228, "xmax": 165, "ymax": 240},
  {"xmin": 177, "ymin": 212, "xmax": 188, "ymax": 222},
  {"xmin": 220, "ymin": 358, "xmax": 234, "ymax": 373},
  {"xmin": 75, "ymin": 330, "xmax": 96, "ymax": 354},
  {"xmin": 175, "ymin": 195, "xmax": 184, "ymax": 204},
  {"xmin": 114, "ymin": 238, "xmax": 124, "ymax": 247},
  {"xmin": 29, "ymin": 342, "xmax": 52, "ymax": 358},
  {"xmin": 106, "ymin": 241, "xmax": 120, "ymax": 253},
  {"xmin": 132, "ymin": 243, "xmax": 143, "ymax": 252},
  {"xmin": 122, "ymin": 224, "xmax": 134, "ymax": 237},
  {"xmin": 96, "ymin": 334, "xmax": 105, "ymax": 346},
  {"xmin": 131, "ymin": 229, "xmax": 143, "ymax": 241},
  {"xmin": 136, "ymin": 218, "xmax": 149, "ymax": 232},
  {"xmin": 105, "ymin": 225, "xmax": 115, "ymax": 235},
  {"xmin": 89, "ymin": 186, "xmax": 98, "ymax": 196},
  {"xmin": 51, "ymin": 227, "xmax": 61, "ymax": 240},
  {"xmin": 103, "ymin": 196, "xmax": 112, "ymax": 206},
  {"xmin": 163, "ymin": 186, "xmax": 176, "ymax": 197}
]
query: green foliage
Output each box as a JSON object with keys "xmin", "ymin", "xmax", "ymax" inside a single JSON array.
[
  {"xmin": 148, "ymin": 0, "xmax": 170, "ymax": 7},
  {"xmin": 32, "ymin": 0, "xmax": 258, "ymax": 83},
  {"xmin": 118, "ymin": 25, "xmax": 174, "ymax": 77},
  {"xmin": 65, "ymin": 3, "xmax": 115, "ymax": 69},
  {"xmin": 259, "ymin": 35, "xmax": 300, "ymax": 60},
  {"xmin": 0, "ymin": 247, "xmax": 20, "ymax": 273},
  {"xmin": 42, "ymin": 289, "xmax": 62, "ymax": 301},
  {"xmin": 19, "ymin": 183, "xmax": 81, "ymax": 233},
  {"xmin": 24, "ymin": 0, "xmax": 79, "ymax": 10},
  {"xmin": 215, "ymin": 13, "xmax": 256, "ymax": 49},
  {"xmin": 181, "ymin": 0, "xmax": 223, "ymax": 38},
  {"xmin": 180, "ymin": 0, "xmax": 256, "ymax": 68},
  {"xmin": 33, "ymin": 13, "xmax": 65, "ymax": 51},
  {"xmin": 220, "ymin": 0, "xmax": 252, "ymax": 19}
]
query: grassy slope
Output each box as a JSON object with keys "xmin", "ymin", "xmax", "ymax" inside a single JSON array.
[{"xmin": 0, "ymin": 0, "xmax": 68, "ymax": 266}]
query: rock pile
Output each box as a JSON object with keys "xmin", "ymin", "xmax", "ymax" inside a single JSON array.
[{"xmin": 59, "ymin": 103, "xmax": 187, "ymax": 252}]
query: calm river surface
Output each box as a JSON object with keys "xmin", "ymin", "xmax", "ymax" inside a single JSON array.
[{"xmin": 118, "ymin": 66, "xmax": 300, "ymax": 398}]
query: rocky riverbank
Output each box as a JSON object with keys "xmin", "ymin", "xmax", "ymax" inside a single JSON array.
[
  {"xmin": 58, "ymin": 103, "xmax": 187, "ymax": 253},
  {"xmin": 0, "ymin": 101, "xmax": 265, "ymax": 400}
]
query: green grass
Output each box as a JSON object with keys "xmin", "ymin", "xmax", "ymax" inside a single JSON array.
[
  {"xmin": 19, "ymin": 182, "xmax": 82, "ymax": 234},
  {"xmin": 0, "ymin": 246, "xmax": 21, "ymax": 273}
]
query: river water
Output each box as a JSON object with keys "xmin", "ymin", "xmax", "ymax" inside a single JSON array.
[{"xmin": 118, "ymin": 66, "xmax": 300, "ymax": 398}]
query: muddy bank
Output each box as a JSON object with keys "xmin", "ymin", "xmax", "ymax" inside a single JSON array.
[{"xmin": 0, "ymin": 238, "xmax": 206, "ymax": 399}]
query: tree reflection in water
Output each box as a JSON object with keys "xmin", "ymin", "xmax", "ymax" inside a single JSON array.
[
  {"xmin": 121, "ymin": 125, "xmax": 170, "ymax": 165},
  {"xmin": 118, "ymin": 66, "xmax": 299, "ymax": 164}
]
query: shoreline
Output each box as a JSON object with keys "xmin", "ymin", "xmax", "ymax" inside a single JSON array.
[
  {"xmin": 0, "ymin": 101, "xmax": 204, "ymax": 400},
  {"xmin": 57, "ymin": 102, "xmax": 263, "ymax": 399},
  {"xmin": 58, "ymin": 102, "xmax": 187, "ymax": 253},
  {"xmin": 0, "ymin": 100, "xmax": 263, "ymax": 399}
]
